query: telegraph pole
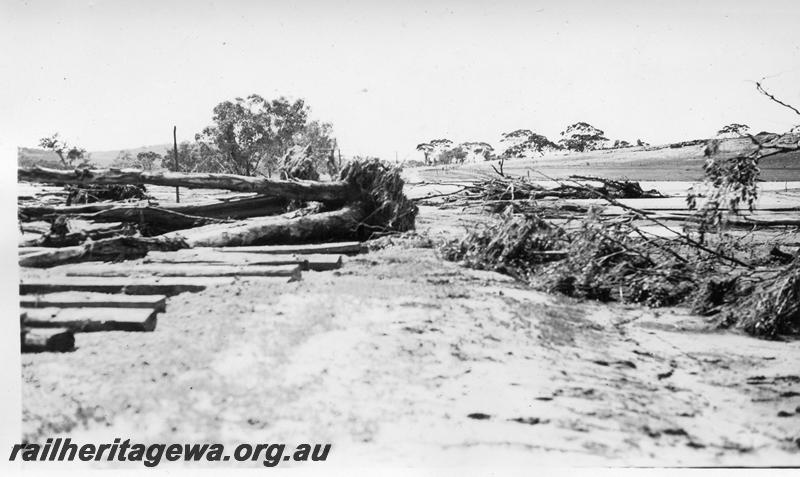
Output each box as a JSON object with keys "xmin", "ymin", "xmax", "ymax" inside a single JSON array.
[{"xmin": 173, "ymin": 126, "xmax": 180, "ymax": 203}]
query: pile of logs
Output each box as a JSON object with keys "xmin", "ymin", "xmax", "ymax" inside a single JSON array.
[{"xmin": 18, "ymin": 159, "xmax": 417, "ymax": 268}]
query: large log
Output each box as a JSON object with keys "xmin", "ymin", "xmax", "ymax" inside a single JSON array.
[
  {"xmin": 163, "ymin": 204, "xmax": 367, "ymax": 248},
  {"xmin": 17, "ymin": 204, "xmax": 360, "ymax": 267},
  {"xmin": 169, "ymin": 195, "xmax": 289, "ymax": 219},
  {"xmin": 71, "ymin": 207, "xmax": 227, "ymax": 234},
  {"xmin": 18, "ymin": 236, "xmax": 185, "ymax": 268},
  {"xmin": 19, "ymin": 195, "xmax": 289, "ymax": 221},
  {"xmin": 18, "ymin": 166, "xmax": 356, "ymax": 202},
  {"xmin": 19, "ymin": 247, "xmax": 50, "ymax": 256},
  {"xmin": 19, "ymin": 206, "xmax": 365, "ymax": 268}
]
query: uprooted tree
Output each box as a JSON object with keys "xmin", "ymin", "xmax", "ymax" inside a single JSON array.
[{"xmin": 18, "ymin": 158, "xmax": 418, "ymax": 268}]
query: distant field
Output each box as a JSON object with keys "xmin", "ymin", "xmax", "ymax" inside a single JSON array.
[
  {"xmin": 416, "ymin": 138, "xmax": 800, "ymax": 183},
  {"xmin": 18, "ymin": 143, "xmax": 171, "ymax": 168}
]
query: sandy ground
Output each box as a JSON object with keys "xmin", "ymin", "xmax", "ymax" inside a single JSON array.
[{"xmin": 19, "ymin": 200, "xmax": 800, "ymax": 468}]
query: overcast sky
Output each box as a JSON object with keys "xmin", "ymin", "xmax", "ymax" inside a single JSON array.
[{"xmin": 2, "ymin": 0, "xmax": 800, "ymax": 161}]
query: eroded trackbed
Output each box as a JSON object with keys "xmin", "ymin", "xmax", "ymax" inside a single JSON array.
[{"xmin": 21, "ymin": 243, "xmax": 800, "ymax": 467}]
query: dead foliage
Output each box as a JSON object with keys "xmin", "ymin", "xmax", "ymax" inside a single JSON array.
[
  {"xmin": 439, "ymin": 174, "xmax": 800, "ymax": 339},
  {"xmin": 340, "ymin": 158, "xmax": 418, "ymax": 237},
  {"xmin": 280, "ymin": 144, "xmax": 320, "ymax": 181},
  {"xmin": 66, "ymin": 184, "xmax": 150, "ymax": 205},
  {"xmin": 731, "ymin": 260, "xmax": 800, "ymax": 337},
  {"xmin": 441, "ymin": 207, "xmax": 696, "ymax": 307}
]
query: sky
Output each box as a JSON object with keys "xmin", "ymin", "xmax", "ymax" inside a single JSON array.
[{"xmin": 2, "ymin": 0, "xmax": 800, "ymax": 161}]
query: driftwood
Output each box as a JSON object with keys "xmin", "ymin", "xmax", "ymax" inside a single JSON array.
[
  {"xmin": 18, "ymin": 166, "xmax": 357, "ymax": 203},
  {"xmin": 163, "ymin": 204, "xmax": 366, "ymax": 248}
]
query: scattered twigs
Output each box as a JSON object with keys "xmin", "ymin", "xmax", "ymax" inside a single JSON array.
[
  {"xmin": 537, "ymin": 170, "xmax": 753, "ymax": 269},
  {"xmin": 411, "ymin": 186, "xmax": 471, "ymax": 202}
]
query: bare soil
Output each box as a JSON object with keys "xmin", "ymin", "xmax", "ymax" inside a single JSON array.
[{"xmin": 19, "ymin": 202, "xmax": 800, "ymax": 468}]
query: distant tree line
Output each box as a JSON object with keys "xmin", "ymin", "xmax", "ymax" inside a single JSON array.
[{"xmin": 416, "ymin": 122, "xmax": 652, "ymax": 165}]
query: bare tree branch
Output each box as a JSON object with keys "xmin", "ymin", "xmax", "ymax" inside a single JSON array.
[{"xmin": 756, "ymin": 80, "xmax": 800, "ymax": 116}]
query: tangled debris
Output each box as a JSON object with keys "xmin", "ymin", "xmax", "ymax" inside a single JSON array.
[
  {"xmin": 340, "ymin": 158, "xmax": 418, "ymax": 236},
  {"xmin": 459, "ymin": 175, "xmax": 663, "ymax": 203},
  {"xmin": 439, "ymin": 174, "xmax": 799, "ymax": 339},
  {"xmin": 441, "ymin": 207, "xmax": 697, "ymax": 307},
  {"xmin": 66, "ymin": 184, "xmax": 150, "ymax": 205},
  {"xmin": 280, "ymin": 144, "xmax": 320, "ymax": 181},
  {"xmin": 733, "ymin": 260, "xmax": 800, "ymax": 337}
]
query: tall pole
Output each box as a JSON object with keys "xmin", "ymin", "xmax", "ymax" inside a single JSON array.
[{"xmin": 173, "ymin": 126, "xmax": 180, "ymax": 203}]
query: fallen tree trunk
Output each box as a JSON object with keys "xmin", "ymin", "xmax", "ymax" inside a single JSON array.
[
  {"xmin": 19, "ymin": 236, "xmax": 186, "ymax": 268},
  {"xmin": 72, "ymin": 207, "xmax": 228, "ymax": 234},
  {"xmin": 19, "ymin": 205, "xmax": 365, "ymax": 267},
  {"xmin": 19, "ymin": 166, "xmax": 357, "ymax": 203},
  {"xmin": 169, "ymin": 195, "xmax": 289, "ymax": 219},
  {"xmin": 19, "ymin": 195, "xmax": 290, "ymax": 221},
  {"xmin": 163, "ymin": 204, "xmax": 367, "ymax": 248},
  {"xmin": 19, "ymin": 202, "xmax": 124, "ymax": 219},
  {"xmin": 36, "ymin": 222, "xmax": 134, "ymax": 247},
  {"xmin": 19, "ymin": 160, "xmax": 418, "ymax": 268}
]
